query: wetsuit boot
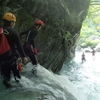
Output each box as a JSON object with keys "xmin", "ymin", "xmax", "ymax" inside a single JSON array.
[{"xmin": 32, "ymin": 65, "xmax": 37, "ymax": 75}]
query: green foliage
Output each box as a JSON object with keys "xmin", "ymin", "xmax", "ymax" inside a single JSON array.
[
  {"xmin": 79, "ymin": 3, "xmax": 100, "ymax": 48},
  {"xmin": 81, "ymin": 39, "xmax": 100, "ymax": 48},
  {"xmin": 65, "ymin": 31, "xmax": 71, "ymax": 39}
]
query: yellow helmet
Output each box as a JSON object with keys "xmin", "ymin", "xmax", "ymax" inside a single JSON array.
[{"xmin": 3, "ymin": 12, "xmax": 16, "ymax": 21}]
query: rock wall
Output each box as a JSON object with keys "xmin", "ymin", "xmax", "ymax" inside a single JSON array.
[{"xmin": 0, "ymin": 0, "xmax": 90, "ymax": 73}]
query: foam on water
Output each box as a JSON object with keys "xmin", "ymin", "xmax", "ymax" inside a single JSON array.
[
  {"xmin": 0, "ymin": 62, "xmax": 87, "ymax": 100},
  {"xmin": 61, "ymin": 52, "xmax": 100, "ymax": 100}
]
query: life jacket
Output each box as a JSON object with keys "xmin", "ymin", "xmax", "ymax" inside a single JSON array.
[{"xmin": 0, "ymin": 28, "xmax": 10, "ymax": 55}]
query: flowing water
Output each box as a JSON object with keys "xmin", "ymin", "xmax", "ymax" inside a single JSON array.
[
  {"xmin": 61, "ymin": 52, "xmax": 100, "ymax": 100},
  {"xmin": 0, "ymin": 52, "xmax": 99, "ymax": 100}
]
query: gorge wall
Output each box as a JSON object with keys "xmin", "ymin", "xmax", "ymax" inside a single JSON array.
[{"xmin": 0, "ymin": 0, "xmax": 90, "ymax": 74}]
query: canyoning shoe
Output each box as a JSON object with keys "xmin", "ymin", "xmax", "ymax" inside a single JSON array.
[
  {"xmin": 14, "ymin": 77, "xmax": 20, "ymax": 83},
  {"xmin": 32, "ymin": 65, "xmax": 37, "ymax": 75},
  {"xmin": 15, "ymin": 79, "xmax": 20, "ymax": 83},
  {"xmin": 32, "ymin": 68, "xmax": 37, "ymax": 75}
]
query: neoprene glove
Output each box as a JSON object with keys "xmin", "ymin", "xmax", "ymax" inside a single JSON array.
[{"xmin": 33, "ymin": 48, "xmax": 38, "ymax": 54}]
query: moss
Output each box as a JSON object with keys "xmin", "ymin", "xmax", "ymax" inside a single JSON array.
[{"xmin": 0, "ymin": 0, "xmax": 90, "ymax": 73}]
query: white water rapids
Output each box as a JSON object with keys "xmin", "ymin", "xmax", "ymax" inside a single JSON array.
[
  {"xmin": 0, "ymin": 59, "xmax": 87, "ymax": 100},
  {"xmin": 61, "ymin": 52, "xmax": 100, "ymax": 100}
]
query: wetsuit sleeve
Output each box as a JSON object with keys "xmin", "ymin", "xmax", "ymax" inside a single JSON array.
[
  {"xmin": 19, "ymin": 29, "xmax": 29, "ymax": 37},
  {"xmin": 13, "ymin": 30, "xmax": 26, "ymax": 57},
  {"xmin": 30, "ymin": 29, "xmax": 38, "ymax": 48}
]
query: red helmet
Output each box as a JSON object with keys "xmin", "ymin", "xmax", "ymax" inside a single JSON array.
[
  {"xmin": 0, "ymin": 28, "xmax": 3, "ymax": 34},
  {"xmin": 35, "ymin": 20, "xmax": 44, "ymax": 27}
]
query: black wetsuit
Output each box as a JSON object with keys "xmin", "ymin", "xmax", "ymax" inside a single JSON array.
[
  {"xmin": 3, "ymin": 26, "xmax": 26, "ymax": 58},
  {"xmin": 0, "ymin": 26, "xmax": 26, "ymax": 87},
  {"xmin": 20, "ymin": 26, "xmax": 38, "ymax": 65},
  {"xmin": 0, "ymin": 50, "xmax": 21, "ymax": 87}
]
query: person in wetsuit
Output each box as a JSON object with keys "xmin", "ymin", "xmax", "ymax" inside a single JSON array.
[
  {"xmin": 0, "ymin": 12, "xmax": 28, "ymax": 88},
  {"xmin": 81, "ymin": 52, "xmax": 86, "ymax": 62},
  {"xmin": 92, "ymin": 49, "xmax": 95, "ymax": 56},
  {"xmin": 20, "ymin": 20, "xmax": 44, "ymax": 73}
]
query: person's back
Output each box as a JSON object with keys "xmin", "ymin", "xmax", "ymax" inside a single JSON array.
[
  {"xmin": 2, "ymin": 12, "xmax": 27, "ymax": 62},
  {"xmin": 3, "ymin": 27, "xmax": 24, "ymax": 60},
  {"xmin": 3, "ymin": 26, "xmax": 24, "ymax": 58}
]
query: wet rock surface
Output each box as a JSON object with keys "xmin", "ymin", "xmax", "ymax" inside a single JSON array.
[{"xmin": 0, "ymin": 0, "xmax": 90, "ymax": 73}]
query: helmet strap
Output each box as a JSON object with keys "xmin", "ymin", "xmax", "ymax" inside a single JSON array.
[{"xmin": 10, "ymin": 21, "xmax": 15, "ymax": 28}]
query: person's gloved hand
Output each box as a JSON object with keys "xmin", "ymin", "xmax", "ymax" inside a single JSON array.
[
  {"xmin": 33, "ymin": 48, "xmax": 38, "ymax": 54},
  {"xmin": 22, "ymin": 57, "xmax": 28, "ymax": 64}
]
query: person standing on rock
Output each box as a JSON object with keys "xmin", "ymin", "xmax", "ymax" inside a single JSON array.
[{"xmin": 20, "ymin": 20, "xmax": 44, "ymax": 74}]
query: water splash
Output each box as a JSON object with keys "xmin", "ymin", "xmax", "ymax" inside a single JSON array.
[
  {"xmin": 0, "ymin": 62, "xmax": 87, "ymax": 100},
  {"xmin": 61, "ymin": 52, "xmax": 100, "ymax": 100}
]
